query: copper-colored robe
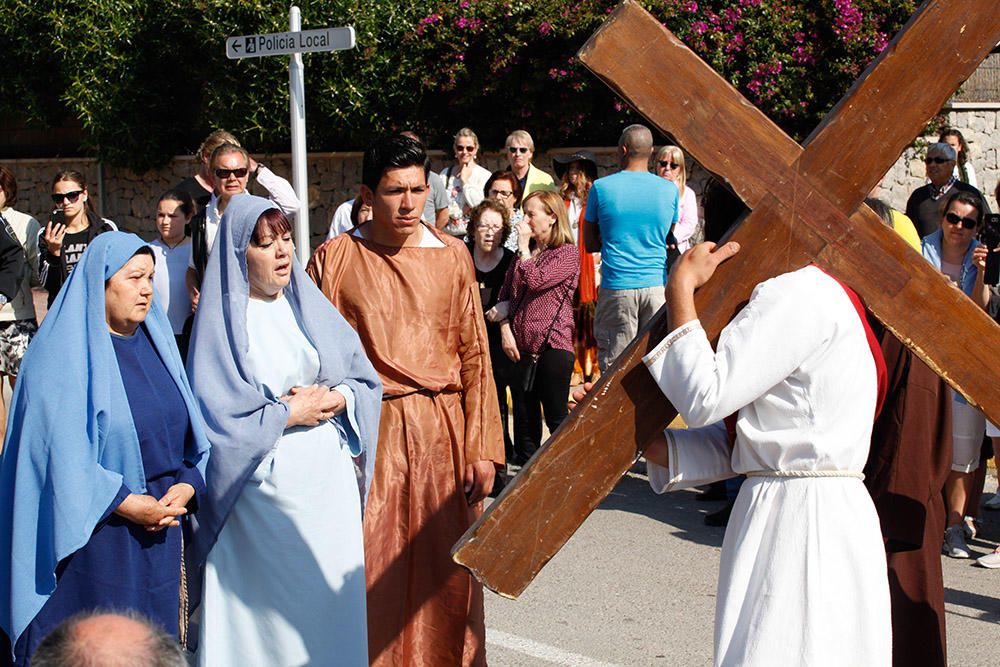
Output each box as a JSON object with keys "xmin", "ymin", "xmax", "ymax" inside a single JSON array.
[
  {"xmin": 865, "ymin": 329, "xmax": 952, "ymax": 667},
  {"xmin": 307, "ymin": 227, "xmax": 504, "ymax": 667}
]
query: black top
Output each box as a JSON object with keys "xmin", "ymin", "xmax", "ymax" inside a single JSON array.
[
  {"xmin": 174, "ymin": 176, "xmax": 213, "ymax": 213},
  {"xmin": 38, "ymin": 211, "xmax": 115, "ymax": 307},
  {"xmin": 0, "ymin": 214, "xmax": 25, "ymax": 303},
  {"xmin": 468, "ymin": 243, "xmax": 515, "ymax": 361}
]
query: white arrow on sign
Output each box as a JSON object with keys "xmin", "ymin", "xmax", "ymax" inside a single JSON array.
[{"xmin": 226, "ymin": 26, "xmax": 355, "ymax": 60}]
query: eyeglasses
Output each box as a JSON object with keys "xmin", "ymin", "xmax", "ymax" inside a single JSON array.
[
  {"xmin": 215, "ymin": 167, "xmax": 249, "ymax": 179},
  {"xmin": 658, "ymin": 161, "xmax": 680, "ymax": 170},
  {"xmin": 925, "ymin": 157, "xmax": 952, "ymax": 165},
  {"xmin": 944, "ymin": 211, "xmax": 978, "ymax": 229},
  {"xmin": 475, "ymin": 223, "xmax": 503, "ymax": 231},
  {"xmin": 508, "ymin": 146, "xmax": 530, "ymax": 154},
  {"xmin": 489, "ymin": 189, "xmax": 514, "ymax": 198},
  {"xmin": 51, "ymin": 190, "xmax": 84, "ymax": 204},
  {"xmin": 455, "ymin": 145, "xmax": 476, "ymax": 153}
]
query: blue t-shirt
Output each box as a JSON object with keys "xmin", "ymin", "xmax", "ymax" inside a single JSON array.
[{"xmin": 585, "ymin": 171, "xmax": 678, "ymax": 290}]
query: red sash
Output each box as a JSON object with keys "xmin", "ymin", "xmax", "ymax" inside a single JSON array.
[{"xmin": 567, "ymin": 198, "xmax": 597, "ymax": 304}]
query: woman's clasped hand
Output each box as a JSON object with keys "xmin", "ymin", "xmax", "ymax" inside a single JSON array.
[
  {"xmin": 114, "ymin": 484, "xmax": 194, "ymax": 532},
  {"xmin": 282, "ymin": 384, "xmax": 347, "ymax": 427}
]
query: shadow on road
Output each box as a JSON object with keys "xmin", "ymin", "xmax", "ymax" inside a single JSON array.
[
  {"xmin": 596, "ymin": 470, "xmax": 726, "ymax": 549},
  {"xmin": 944, "ymin": 587, "xmax": 1000, "ymax": 622}
]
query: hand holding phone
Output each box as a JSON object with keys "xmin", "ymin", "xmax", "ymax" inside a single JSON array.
[
  {"xmin": 44, "ymin": 210, "xmax": 67, "ymax": 257},
  {"xmin": 979, "ymin": 214, "xmax": 1000, "ymax": 285}
]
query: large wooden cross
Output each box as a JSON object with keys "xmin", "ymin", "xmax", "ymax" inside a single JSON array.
[{"xmin": 453, "ymin": 0, "xmax": 1000, "ymax": 598}]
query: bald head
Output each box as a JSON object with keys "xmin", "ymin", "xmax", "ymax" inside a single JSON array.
[
  {"xmin": 619, "ymin": 124, "xmax": 654, "ymax": 170},
  {"xmin": 74, "ymin": 614, "xmax": 153, "ymax": 665},
  {"xmin": 32, "ymin": 612, "xmax": 186, "ymax": 667},
  {"xmin": 619, "ymin": 124, "xmax": 653, "ymax": 152}
]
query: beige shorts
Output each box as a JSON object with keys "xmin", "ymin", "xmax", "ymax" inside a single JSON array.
[
  {"xmin": 952, "ymin": 397, "xmax": 986, "ymax": 473},
  {"xmin": 594, "ymin": 285, "xmax": 665, "ymax": 372}
]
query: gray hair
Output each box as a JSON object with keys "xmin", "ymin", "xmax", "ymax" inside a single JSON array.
[
  {"xmin": 209, "ymin": 142, "xmax": 250, "ymax": 169},
  {"xmin": 31, "ymin": 610, "xmax": 187, "ymax": 667},
  {"xmin": 505, "ymin": 129, "xmax": 534, "ymax": 151},
  {"xmin": 926, "ymin": 142, "xmax": 957, "ymax": 161},
  {"xmin": 619, "ymin": 124, "xmax": 653, "ymax": 154}
]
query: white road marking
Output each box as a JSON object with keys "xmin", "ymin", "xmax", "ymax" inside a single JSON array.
[{"xmin": 487, "ymin": 629, "xmax": 626, "ymax": 667}]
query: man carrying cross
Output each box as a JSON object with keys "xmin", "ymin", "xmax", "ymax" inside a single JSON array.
[{"xmin": 640, "ymin": 241, "xmax": 892, "ymax": 665}]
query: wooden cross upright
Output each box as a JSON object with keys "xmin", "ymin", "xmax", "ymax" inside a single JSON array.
[{"xmin": 453, "ymin": 0, "xmax": 1000, "ymax": 598}]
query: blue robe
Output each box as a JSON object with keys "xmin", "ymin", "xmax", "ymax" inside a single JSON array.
[{"xmin": 13, "ymin": 325, "xmax": 204, "ymax": 664}]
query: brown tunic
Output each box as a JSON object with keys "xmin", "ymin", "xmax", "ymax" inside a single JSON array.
[
  {"xmin": 307, "ymin": 226, "xmax": 504, "ymax": 666},
  {"xmin": 865, "ymin": 329, "xmax": 952, "ymax": 667}
]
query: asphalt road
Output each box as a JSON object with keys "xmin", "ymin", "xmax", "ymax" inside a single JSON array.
[{"xmin": 482, "ymin": 467, "xmax": 1000, "ymax": 666}]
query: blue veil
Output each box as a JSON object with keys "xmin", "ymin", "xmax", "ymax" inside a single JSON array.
[
  {"xmin": 0, "ymin": 232, "xmax": 211, "ymax": 650},
  {"xmin": 187, "ymin": 194, "xmax": 382, "ymax": 565}
]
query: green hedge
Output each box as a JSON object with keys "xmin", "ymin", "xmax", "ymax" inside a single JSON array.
[{"xmin": 2, "ymin": 0, "xmax": 917, "ymax": 171}]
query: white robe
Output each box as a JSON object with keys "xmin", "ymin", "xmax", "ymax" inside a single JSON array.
[
  {"xmin": 198, "ymin": 296, "xmax": 367, "ymax": 667},
  {"xmin": 643, "ymin": 265, "xmax": 891, "ymax": 667}
]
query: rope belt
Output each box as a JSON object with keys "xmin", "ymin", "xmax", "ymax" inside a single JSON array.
[{"xmin": 745, "ymin": 469, "xmax": 865, "ymax": 480}]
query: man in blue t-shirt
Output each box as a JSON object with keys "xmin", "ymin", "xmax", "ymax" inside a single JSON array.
[{"xmin": 584, "ymin": 124, "xmax": 679, "ymax": 371}]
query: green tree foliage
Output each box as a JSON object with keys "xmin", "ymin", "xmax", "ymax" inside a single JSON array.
[{"xmin": 1, "ymin": 0, "xmax": 917, "ymax": 170}]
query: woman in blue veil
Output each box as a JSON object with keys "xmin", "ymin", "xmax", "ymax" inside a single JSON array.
[{"xmin": 0, "ymin": 232, "xmax": 210, "ymax": 664}]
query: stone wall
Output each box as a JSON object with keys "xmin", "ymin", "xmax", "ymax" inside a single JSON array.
[
  {"xmin": 878, "ymin": 106, "xmax": 1000, "ymax": 213},
  {"xmin": 4, "ymin": 105, "xmax": 997, "ymax": 253}
]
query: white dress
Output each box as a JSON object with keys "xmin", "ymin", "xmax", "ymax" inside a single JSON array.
[
  {"xmin": 643, "ymin": 266, "xmax": 891, "ymax": 667},
  {"xmin": 149, "ymin": 238, "xmax": 192, "ymax": 335},
  {"xmin": 198, "ymin": 296, "xmax": 367, "ymax": 667}
]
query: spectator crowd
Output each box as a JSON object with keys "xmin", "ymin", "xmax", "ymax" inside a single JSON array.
[{"xmin": 0, "ymin": 121, "xmax": 996, "ymax": 666}]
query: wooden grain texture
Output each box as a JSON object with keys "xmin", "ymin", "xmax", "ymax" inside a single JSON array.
[{"xmin": 452, "ymin": 0, "xmax": 1000, "ymax": 598}]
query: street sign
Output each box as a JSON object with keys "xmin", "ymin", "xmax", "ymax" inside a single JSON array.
[
  {"xmin": 224, "ymin": 12, "xmax": 357, "ymax": 263},
  {"xmin": 226, "ymin": 26, "xmax": 355, "ymax": 60}
]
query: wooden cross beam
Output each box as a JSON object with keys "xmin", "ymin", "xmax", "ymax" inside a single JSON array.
[{"xmin": 453, "ymin": 0, "xmax": 1000, "ymax": 598}]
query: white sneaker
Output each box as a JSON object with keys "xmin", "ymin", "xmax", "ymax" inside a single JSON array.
[
  {"xmin": 962, "ymin": 515, "xmax": 978, "ymax": 540},
  {"xmin": 943, "ymin": 525, "xmax": 971, "ymax": 558},
  {"xmin": 976, "ymin": 549, "xmax": 1000, "ymax": 568},
  {"xmin": 984, "ymin": 494, "xmax": 1000, "ymax": 511}
]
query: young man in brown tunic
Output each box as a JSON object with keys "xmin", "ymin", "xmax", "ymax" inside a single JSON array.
[{"xmin": 307, "ymin": 135, "xmax": 504, "ymax": 666}]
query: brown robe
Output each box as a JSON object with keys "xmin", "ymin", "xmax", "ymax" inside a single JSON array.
[
  {"xmin": 307, "ymin": 226, "xmax": 504, "ymax": 667},
  {"xmin": 865, "ymin": 329, "xmax": 952, "ymax": 667}
]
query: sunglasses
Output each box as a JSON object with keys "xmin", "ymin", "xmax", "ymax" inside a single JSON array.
[
  {"xmin": 944, "ymin": 211, "xmax": 978, "ymax": 229},
  {"xmin": 925, "ymin": 157, "xmax": 952, "ymax": 165},
  {"xmin": 508, "ymin": 146, "xmax": 530, "ymax": 154},
  {"xmin": 658, "ymin": 161, "xmax": 680, "ymax": 170},
  {"xmin": 489, "ymin": 189, "xmax": 514, "ymax": 198},
  {"xmin": 51, "ymin": 190, "xmax": 84, "ymax": 204},
  {"xmin": 215, "ymin": 167, "xmax": 249, "ymax": 179},
  {"xmin": 455, "ymin": 145, "xmax": 476, "ymax": 153}
]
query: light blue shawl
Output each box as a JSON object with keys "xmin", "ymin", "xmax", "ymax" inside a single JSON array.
[
  {"xmin": 187, "ymin": 194, "xmax": 382, "ymax": 565},
  {"xmin": 0, "ymin": 232, "xmax": 211, "ymax": 651}
]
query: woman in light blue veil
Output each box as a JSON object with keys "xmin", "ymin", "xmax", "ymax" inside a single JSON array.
[{"xmin": 188, "ymin": 194, "xmax": 381, "ymax": 667}]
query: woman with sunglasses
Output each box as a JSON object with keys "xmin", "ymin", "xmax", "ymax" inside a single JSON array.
[
  {"xmin": 439, "ymin": 128, "xmax": 492, "ymax": 239},
  {"xmin": 39, "ymin": 170, "xmax": 117, "ymax": 308},
  {"xmin": 654, "ymin": 146, "xmax": 698, "ymax": 253},
  {"xmin": 921, "ymin": 189, "xmax": 990, "ymax": 560}
]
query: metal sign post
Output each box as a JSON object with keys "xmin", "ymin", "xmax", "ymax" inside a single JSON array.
[
  {"xmin": 227, "ymin": 11, "xmax": 356, "ymax": 263},
  {"xmin": 288, "ymin": 7, "xmax": 309, "ymax": 265}
]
